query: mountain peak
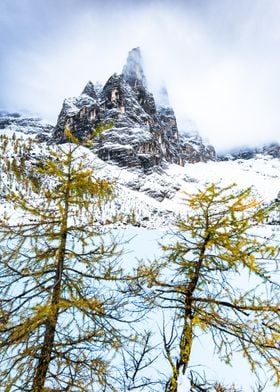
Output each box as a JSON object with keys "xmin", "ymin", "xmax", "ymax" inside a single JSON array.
[
  {"xmin": 51, "ymin": 48, "xmax": 216, "ymax": 169},
  {"xmin": 81, "ymin": 81, "xmax": 97, "ymax": 99},
  {"xmin": 123, "ymin": 47, "xmax": 147, "ymax": 88}
]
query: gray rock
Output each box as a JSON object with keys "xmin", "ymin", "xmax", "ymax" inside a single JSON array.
[
  {"xmin": 181, "ymin": 133, "xmax": 216, "ymax": 163},
  {"xmin": 82, "ymin": 81, "xmax": 97, "ymax": 99},
  {"xmin": 51, "ymin": 48, "xmax": 216, "ymax": 170},
  {"xmin": 262, "ymin": 143, "xmax": 280, "ymax": 158}
]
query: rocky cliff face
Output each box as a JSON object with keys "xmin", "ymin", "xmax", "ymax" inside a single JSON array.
[{"xmin": 52, "ymin": 48, "xmax": 216, "ymax": 170}]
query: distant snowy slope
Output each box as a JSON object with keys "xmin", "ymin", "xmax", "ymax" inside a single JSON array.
[
  {"xmin": 174, "ymin": 157, "xmax": 280, "ymax": 201},
  {"xmin": 0, "ymin": 109, "xmax": 53, "ymax": 138}
]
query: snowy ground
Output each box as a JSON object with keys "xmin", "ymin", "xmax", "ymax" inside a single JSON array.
[
  {"xmin": 0, "ymin": 128, "xmax": 279, "ymax": 229},
  {"xmin": 92, "ymin": 153, "xmax": 280, "ymax": 228}
]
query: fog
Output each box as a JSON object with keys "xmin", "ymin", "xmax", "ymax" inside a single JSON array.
[{"xmin": 1, "ymin": 0, "xmax": 280, "ymax": 151}]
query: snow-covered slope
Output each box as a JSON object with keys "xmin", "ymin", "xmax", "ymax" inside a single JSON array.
[
  {"xmin": 0, "ymin": 129, "xmax": 279, "ymax": 229},
  {"xmin": 0, "ymin": 109, "xmax": 53, "ymax": 138},
  {"xmin": 98, "ymin": 154, "xmax": 280, "ymax": 227}
]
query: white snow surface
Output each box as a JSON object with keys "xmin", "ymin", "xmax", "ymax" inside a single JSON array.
[
  {"xmin": 0, "ymin": 130, "xmax": 279, "ymax": 229},
  {"xmin": 94, "ymin": 153, "xmax": 280, "ymax": 228}
]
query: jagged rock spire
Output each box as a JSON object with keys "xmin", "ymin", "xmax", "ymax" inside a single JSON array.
[
  {"xmin": 81, "ymin": 81, "xmax": 97, "ymax": 99},
  {"xmin": 123, "ymin": 47, "xmax": 147, "ymax": 88},
  {"xmin": 52, "ymin": 47, "xmax": 216, "ymax": 169}
]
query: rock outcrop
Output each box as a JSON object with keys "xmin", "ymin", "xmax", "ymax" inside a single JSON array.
[
  {"xmin": 52, "ymin": 47, "xmax": 216, "ymax": 170},
  {"xmin": 180, "ymin": 133, "xmax": 216, "ymax": 163}
]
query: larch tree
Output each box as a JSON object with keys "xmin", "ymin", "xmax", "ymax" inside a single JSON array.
[
  {"xmin": 0, "ymin": 132, "xmax": 135, "ymax": 391},
  {"xmin": 137, "ymin": 184, "xmax": 280, "ymax": 392}
]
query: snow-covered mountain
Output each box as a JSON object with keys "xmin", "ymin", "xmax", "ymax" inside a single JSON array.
[
  {"xmin": 0, "ymin": 48, "xmax": 279, "ymax": 229},
  {"xmin": 51, "ymin": 47, "xmax": 216, "ymax": 171}
]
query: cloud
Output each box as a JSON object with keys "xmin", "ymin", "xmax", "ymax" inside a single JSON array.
[{"xmin": 0, "ymin": 0, "xmax": 280, "ymax": 151}]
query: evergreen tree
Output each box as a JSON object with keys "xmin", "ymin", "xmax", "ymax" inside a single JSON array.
[
  {"xmin": 0, "ymin": 134, "xmax": 132, "ymax": 391},
  {"xmin": 137, "ymin": 184, "xmax": 280, "ymax": 391}
]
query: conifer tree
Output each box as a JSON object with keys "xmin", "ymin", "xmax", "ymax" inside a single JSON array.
[
  {"xmin": 0, "ymin": 132, "xmax": 132, "ymax": 391},
  {"xmin": 137, "ymin": 184, "xmax": 280, "ymax": 392}
]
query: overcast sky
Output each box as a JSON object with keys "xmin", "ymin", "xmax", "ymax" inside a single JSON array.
[{"xmin": 1, "ymin": 0, "xmax": 280, "ymax": 151}]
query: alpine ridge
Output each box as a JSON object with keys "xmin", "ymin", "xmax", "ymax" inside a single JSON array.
[{"xmin": 51, "ymin": 48, "xmax": 216, "ymax": 171}]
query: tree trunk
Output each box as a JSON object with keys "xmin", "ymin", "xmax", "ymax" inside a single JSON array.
[
  {"xmin": 32, "ymin": 165, "xmax": 71, "ymax": 391},
  {"xmin": 31, "ymin": 231, "xmax": 66, "ymax": 391},
  {"xmin": 167, "ymin": 234, "xmax": 210, "ymax": 392}
]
